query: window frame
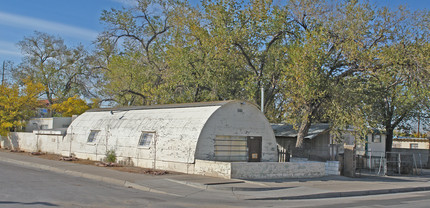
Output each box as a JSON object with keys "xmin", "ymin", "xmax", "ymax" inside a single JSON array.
[
  {"xmin": 372, "ymin": 134, "xmax": 381, "ymax": 143},
  {"xmin": 87, "ymin": 130, "xmax": 100, "ymax": 144},
  {"xmin": 410, "ymin": 143, "xmax": 419, "ymax": 149},
  {"xmin": 138, "ymin": 131, "xmax": 155, "ymax": 148}
]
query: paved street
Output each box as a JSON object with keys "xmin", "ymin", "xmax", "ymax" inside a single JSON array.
[
  {"xmin": 283, "ymin": 191, "xmax": 430, "ymax": 208},
  {"xmin": 0, "ymin": 161, "xmax": 268, "ymax": 208},
  {"xmin": 2, "ymin": 160, "xmax": 430, "ymax": 208}
]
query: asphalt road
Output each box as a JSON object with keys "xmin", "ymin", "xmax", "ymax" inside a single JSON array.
[{"xmin": 1, "ymin": 160, "xmax": 430, "ymax": 208}]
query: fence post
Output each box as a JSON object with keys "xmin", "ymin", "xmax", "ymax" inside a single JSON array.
[{"xmin": 398, "ymin": 153, "xmax": 401, "ymax": 174}]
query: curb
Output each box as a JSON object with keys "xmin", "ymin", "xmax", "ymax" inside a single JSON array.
[
  {"xmin": 0, "ymin": 157, "xmax": 180, "ymax": 197},
  {"xmin": 166, "ymin": 178, "xmax": 294, "ymax": 192},
  {"xmin": 249, "ymin": 186, "xmax": 430, "ymax": 200}
]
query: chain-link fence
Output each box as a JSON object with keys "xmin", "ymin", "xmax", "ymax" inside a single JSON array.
[
  {"xmin": 386, "ymin": 152, "xmax": 424, "ymax": 175},
  {"xmin": 355, "ymin": 154, "xmax": 386, "ymax": 176}
]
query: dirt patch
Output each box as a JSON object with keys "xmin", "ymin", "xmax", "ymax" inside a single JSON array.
[{"xmin": 2, "ymin": 148, "xmax": 172, "ymax": 175}]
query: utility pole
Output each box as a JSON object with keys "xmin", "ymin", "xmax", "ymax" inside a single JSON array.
[{"xmin": 2, "ymin": 61, "xmax": 5, "ymax": 85}]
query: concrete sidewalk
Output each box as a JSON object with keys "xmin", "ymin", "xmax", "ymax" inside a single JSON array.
[{"xmin": 1, "ymin": 150, "xmax": 430, "ymax": 200}]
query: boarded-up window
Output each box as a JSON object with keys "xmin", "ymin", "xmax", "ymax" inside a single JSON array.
[
  {"xmin": 138, "ymin": 132, "xmax": 154, "ymax": 147},
  {"xmin": 372, "ymin": 134, "xmax": 381, "ymax": 143},
  {"xmin": 87, "ymin": 130, "xmax": 100, "ymax": 143},
  {"xmin": 214, "ymin": 136, "xmax": 247, "ymax": 161}
]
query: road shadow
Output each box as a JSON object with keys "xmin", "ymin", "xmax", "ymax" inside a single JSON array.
[{"xmin": 0, "ymin": 201, "xmax": 58, "ymax": 206}]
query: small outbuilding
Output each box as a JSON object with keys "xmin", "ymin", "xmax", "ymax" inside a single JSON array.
[
  {"xmin": 272, "ymin": 123, "xmax": 332, "ymax": 161},
  {"xmin": 272, "ymin": 123, "xmax": 386, "ymax": 161},
  {"xmin": 61, "ymin": 100, "xmax": 278, "ymax": 176}
]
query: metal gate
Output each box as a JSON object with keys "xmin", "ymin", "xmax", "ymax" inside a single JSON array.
[{"xmin": 355, "ymin": 154, "xmax": 386, "ymax": 176}]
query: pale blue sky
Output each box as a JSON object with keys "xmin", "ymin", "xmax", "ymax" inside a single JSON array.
[{"xmin": 0, "ymin": 0, "xmax": 428, "ymax": 63}]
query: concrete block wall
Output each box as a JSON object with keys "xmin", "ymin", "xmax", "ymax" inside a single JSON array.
[
  {"xmin": 1, "ymin": 131, "xmax": 65, "ymax": 154},
  {"xmin": 1, "ymin": 132, "xmax": 37, "ymax": 152},
  {"xmin": 194, "ymin": 160, "xmax": 231, "ymax": 178},
  {"xmin": 230, "ymin": 162, "xmax": 327, "ymax": 179},
  {"xmin": 325, "ymin": 161, "xmax": 340, "ymax": 175}
]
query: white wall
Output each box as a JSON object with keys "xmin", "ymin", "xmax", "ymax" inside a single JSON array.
[
  {"xmin": 61, "ymin": 105, "xmax": 221, "ymax": 164},
  {"xmin": 367, "ymin": 133, "xmax": 386, "ymax": 157},
  {"xmin": 194, "ymin": 160, "xmax": 232, "ymax": 178},
  {"xmin": 1, "ymin": 131, "xmax": 65, "ymax": 153},
  {"xmin": 393, "ymin": 140, "xmax": 429, "ymax": 149},
  {"xmin": 63, "ymin": 101, "xmax": 278, "ymax": 168},
  {"xmin": 230, "ymin": 162, "xmax": 326, "ymax": 179},
  {"xmin": 34, "ymin": 130, "xmax": 65, "ymax": 154},
  {"xmin": 1, "ymin": 132, "xmax": 37, "ymax": 152},
  {"xmin": 195, "ymin": 101, "xmax": 278, "ymax": 162},
  {"xmin": 337, "ymin": 131, "xmax": 386, "ymax": 157},
  {"xmin": 25, "ymin": 117, "xmax": 72, "ymax": 132}
]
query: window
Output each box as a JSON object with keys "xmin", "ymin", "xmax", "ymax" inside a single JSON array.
[
  {"xmin": 138, "ymin": 132, "xmax": 154, "ymax": 147},
  {"xmin": 214, "ymin": 136, "xmax": 247, "ymax": 162},
  {"xmin": 87, "ymin": 130, "xmax": 100, "ymax": 143},
  {"xmin": 40, "ymin": 125, "xmax": 49, "ymax": 130},
  {"xmin": 410, "ymin": 143, "xmax": 418, "ymax": 149},
  {"xmin": 372, "ymin": 134, "xmax": 381, "ymax": 143}
]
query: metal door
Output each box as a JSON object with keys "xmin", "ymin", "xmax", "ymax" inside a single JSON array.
[{"xmin": 247, "ymin": 136, "xmax": 262, "ymax": 162}]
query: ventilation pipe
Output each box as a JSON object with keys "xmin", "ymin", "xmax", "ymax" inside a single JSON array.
[{"xmin": 261, "ymin": 87, "xmax": 264, "ymax": 114}]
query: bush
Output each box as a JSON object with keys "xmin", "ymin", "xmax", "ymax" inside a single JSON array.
[{"xmin": 105, "ymin": 149, "xmax": 116, "ymax": 163}]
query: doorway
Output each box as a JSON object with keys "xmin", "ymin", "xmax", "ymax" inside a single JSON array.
[{"xmin": 247, "ymin": 136, "xmax": 262, "ymax": 162}]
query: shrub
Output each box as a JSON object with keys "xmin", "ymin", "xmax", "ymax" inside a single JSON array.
[{"xmin": 105, "ymin": 149, "xmax": 116, "ymax": 163}]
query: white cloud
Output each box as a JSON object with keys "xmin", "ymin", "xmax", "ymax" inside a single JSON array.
[
  {"xmin": 111, "ymin": 0, "xmax": 137, "ymax": 7},
  {"xmin": 0, "ymin": 40, "xmax": 21, "ymax": 57},
  {"xmin": 0, "ymin": 11, "xmax": 99, "ymax": 41},
  {"xmin": 0, "ymin": 49, "xmax": 21, "ymax": 57}
]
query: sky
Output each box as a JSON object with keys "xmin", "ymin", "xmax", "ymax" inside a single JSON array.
[{"xmin": 0, "ymin": 0, "xmax": 429, "ymax": 65}]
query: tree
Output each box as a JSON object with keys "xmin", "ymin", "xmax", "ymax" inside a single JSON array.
[
  {"xmin": 14, "ymin": 31, "xmax": 96, "ymax": 106},
  {"xmin": 364, "ymin": 16, "xmax": 430, "ymax": 153},
  {"xmin": 93, "ymin": 0, "xmax": 429, "ymax": 155},
  {"xmin": 279, "ymin": 0, "xmax": 398, "ymax": 148},
  {"xmin": 51, "ymin": 95, "xmax": 90, "ymax": 117},
  {"xmin": 97, "ymin": 0, "xmax": 290, "ymax": 118},
  {"xmin": 97, "ymin": 0, "xmax": 182, "ymax": 105},
  {"xmin": 0, "ymin": 80, "xmax": 44, "ymax": 136},
  {"xmin": 157, "ymin": 0, "xmax": 293, "ymax": 120}
]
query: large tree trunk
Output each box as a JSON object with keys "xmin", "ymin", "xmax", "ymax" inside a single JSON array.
[
  {"xmin": 296, "ymin": 117, "xmax": 311, "ymax": 148},
  {"xmin": 385, "ymin": 127, "xmax": 394, "ymax": 153},
  {"xmin": 427, "ymin": 138, "xmax": 430, "ymax": 168},
  {"xmin": 294, "ymin": 117, "xmax": 311, "ymax": 158}
]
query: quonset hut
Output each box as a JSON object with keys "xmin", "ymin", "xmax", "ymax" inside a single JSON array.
[{"xmin": 61, "ymin": 100, "xmax": 278, "ymax": 177}]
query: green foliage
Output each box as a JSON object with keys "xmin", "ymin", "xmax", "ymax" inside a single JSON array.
[
  {"xmin": 105, "ymin": 149, "xmax": 117, "ymax": 163},
  {"xmin": 7, "ymin": 0, "xmax": 429, "ymax": 153},
  {"xmin": 97, "ymin": 0, "xmax": 180, "ymax": 106},
  {"xmin": 14, "ymin": 31, "xmax": 97, "ymax": 106},
  {"xmin": 362, "ymin": 26, "xmax": 430, "ymax": 151}
]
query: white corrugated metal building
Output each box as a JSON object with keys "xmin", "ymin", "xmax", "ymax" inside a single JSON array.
[
  {"xmin": 3, "ymin": 100, "xmax": 340, "ymax": 179},
  {"xmin": 62, "ymin": 100, "xmax": 278, "ymax": 176}
]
